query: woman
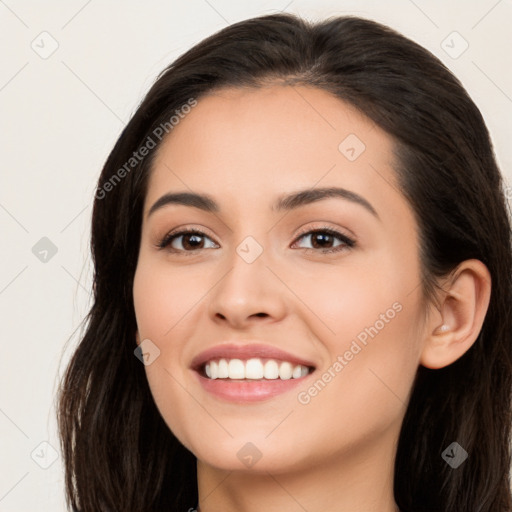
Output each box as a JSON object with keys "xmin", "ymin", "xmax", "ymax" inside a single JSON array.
[{"xmin": 57, "ymin": 12, "xmax": 512, "ymax": 512}]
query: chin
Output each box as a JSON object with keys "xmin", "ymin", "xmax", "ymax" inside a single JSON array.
[{"xmin": 186, "ymin": 431, "xmax": 311, "ymax": 475}]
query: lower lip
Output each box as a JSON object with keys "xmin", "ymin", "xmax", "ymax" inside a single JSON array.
[{"xmin": 193, "ymin": 370, "xmax": 314, "ymax": 403}]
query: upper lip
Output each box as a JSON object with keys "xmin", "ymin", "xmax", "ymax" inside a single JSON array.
[{"xmin": 190, "ymin": 343, "xmax": 317, "ymax": 371}]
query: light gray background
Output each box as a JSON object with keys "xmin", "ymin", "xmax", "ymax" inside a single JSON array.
[{"xmin": 1, "ymin": 1, "xmax": 511, "ymax": 510}]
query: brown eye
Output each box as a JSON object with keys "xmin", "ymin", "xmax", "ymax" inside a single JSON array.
[
  {"xmin": 293, "ymin": 228, "xmax": 355, "ymax": 254},
  {"xmin": 158, "ymin": 229, "xmax": 218, "ymax": 252}
]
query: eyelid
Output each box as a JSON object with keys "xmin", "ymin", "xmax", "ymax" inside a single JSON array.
[{"xmin": 292, "ymin": 223, "xmax": 356, "ymax": 243}]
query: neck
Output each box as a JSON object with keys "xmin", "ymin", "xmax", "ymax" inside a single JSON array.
[{"xmin": 195, "ymin": 424, "xmax": 400, "ymax": 512}]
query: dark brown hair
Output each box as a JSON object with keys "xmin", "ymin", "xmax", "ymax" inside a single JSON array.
[{"xmin": 57, "ymin": 12, "xmax": 512, "ymax": 511}]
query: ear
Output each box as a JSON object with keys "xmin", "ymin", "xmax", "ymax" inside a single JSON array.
[
  {"xmin": 135, "ymin": 330, "xmax": 141, "ymax": 346},
  {"xmin": 420, "ymin": 259, "xmax": 491, "ymax": 369}
]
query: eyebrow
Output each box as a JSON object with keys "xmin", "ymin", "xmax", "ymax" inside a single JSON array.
[{"xmin": 147, "ymin": 186, "xmax": 379, "ymax": 220}]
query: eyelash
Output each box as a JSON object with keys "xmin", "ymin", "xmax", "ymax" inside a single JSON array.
[{"xmin": 156, "ymin": 225, "xmax": 356, "ymax": 256}]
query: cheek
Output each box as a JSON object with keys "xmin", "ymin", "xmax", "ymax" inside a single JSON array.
[
  {"xmin": 294, "ymin": 295, "xmax": 422, "ymax": 458},
  {"xmin": 282, "ymin": 250, "xmax": 412, "ymax": 345},
  {"xmin": 133, "ymin": 258, "xmax": 205, "ymax": 341},
  {"xmin": 290, "ymin": 250, "xmax": 423, "ymax": 412},
  {"xmin": 132, "ymin": 258, "xmax": 211, "ymax": 448}
]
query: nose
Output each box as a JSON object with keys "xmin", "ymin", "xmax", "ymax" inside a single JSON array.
[{"xmin": 208, "ymin": 241, "xmax": 287, "ymax": 329}]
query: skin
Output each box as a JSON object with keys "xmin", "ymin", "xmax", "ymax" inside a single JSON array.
[{"xmin": 133, "ymin": 84, "xmax": 491, "ymax": 512}]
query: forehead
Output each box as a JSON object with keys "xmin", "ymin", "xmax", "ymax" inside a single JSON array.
[{"xmin": 144, "ymin": 84, "xmax": 403, "ymax": 220}]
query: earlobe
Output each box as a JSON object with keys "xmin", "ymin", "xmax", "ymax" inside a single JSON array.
[
  {"xmin": 432, "ymin": 323, "xmax": 450, "ymax": 335},
  {"xmin": 135, "ymin": 330, "xmax": 140, "ymax": 346},
  {"xmin": 420, "ymin": 259, "xmax": 491, "ymax": 370}
]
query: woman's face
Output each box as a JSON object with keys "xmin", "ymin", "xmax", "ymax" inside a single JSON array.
[{"xmin": 133, "ymin": 84, "xmax": 427, "ymax": 473}]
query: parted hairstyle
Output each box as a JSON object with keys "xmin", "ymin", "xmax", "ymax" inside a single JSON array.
[{"xmin": 57, "ymin": 12, "xmax": 512, "ymax": 512}]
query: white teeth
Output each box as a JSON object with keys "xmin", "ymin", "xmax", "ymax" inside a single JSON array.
[
  {"xmin": 279, "ymin": 361, "xmax": 293, "ymax": 380},
  {"xmin": 203, "ymin": 358, "xmax": 311, "ymax": 380},
  {"xmin": 263, "ymin": 360, "xmax": 279, "ymax": 379},
  {"xmin": 228, "ymin": 359, "xmax": 245, "ymax": 379},
  {"xmin": 210, "ymin": 360, "xmax": 218, "ymax": 379},
  {"xmin": 246, "ymin": 358, "xmax": 264, "ymax": 379},
  {"xmin": 218, "ymin": 358, "xmax": 229, "ymax": 378}
]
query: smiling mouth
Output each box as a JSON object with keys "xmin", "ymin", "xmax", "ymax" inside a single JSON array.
[{"xmin": 198, "ymin": 357, "xmax": 315, "ymax": 380}]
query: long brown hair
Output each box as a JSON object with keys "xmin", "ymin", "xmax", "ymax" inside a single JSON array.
[{"xmin": 57, "ymin": 13, "xmax": 512, "ymax": 511}]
